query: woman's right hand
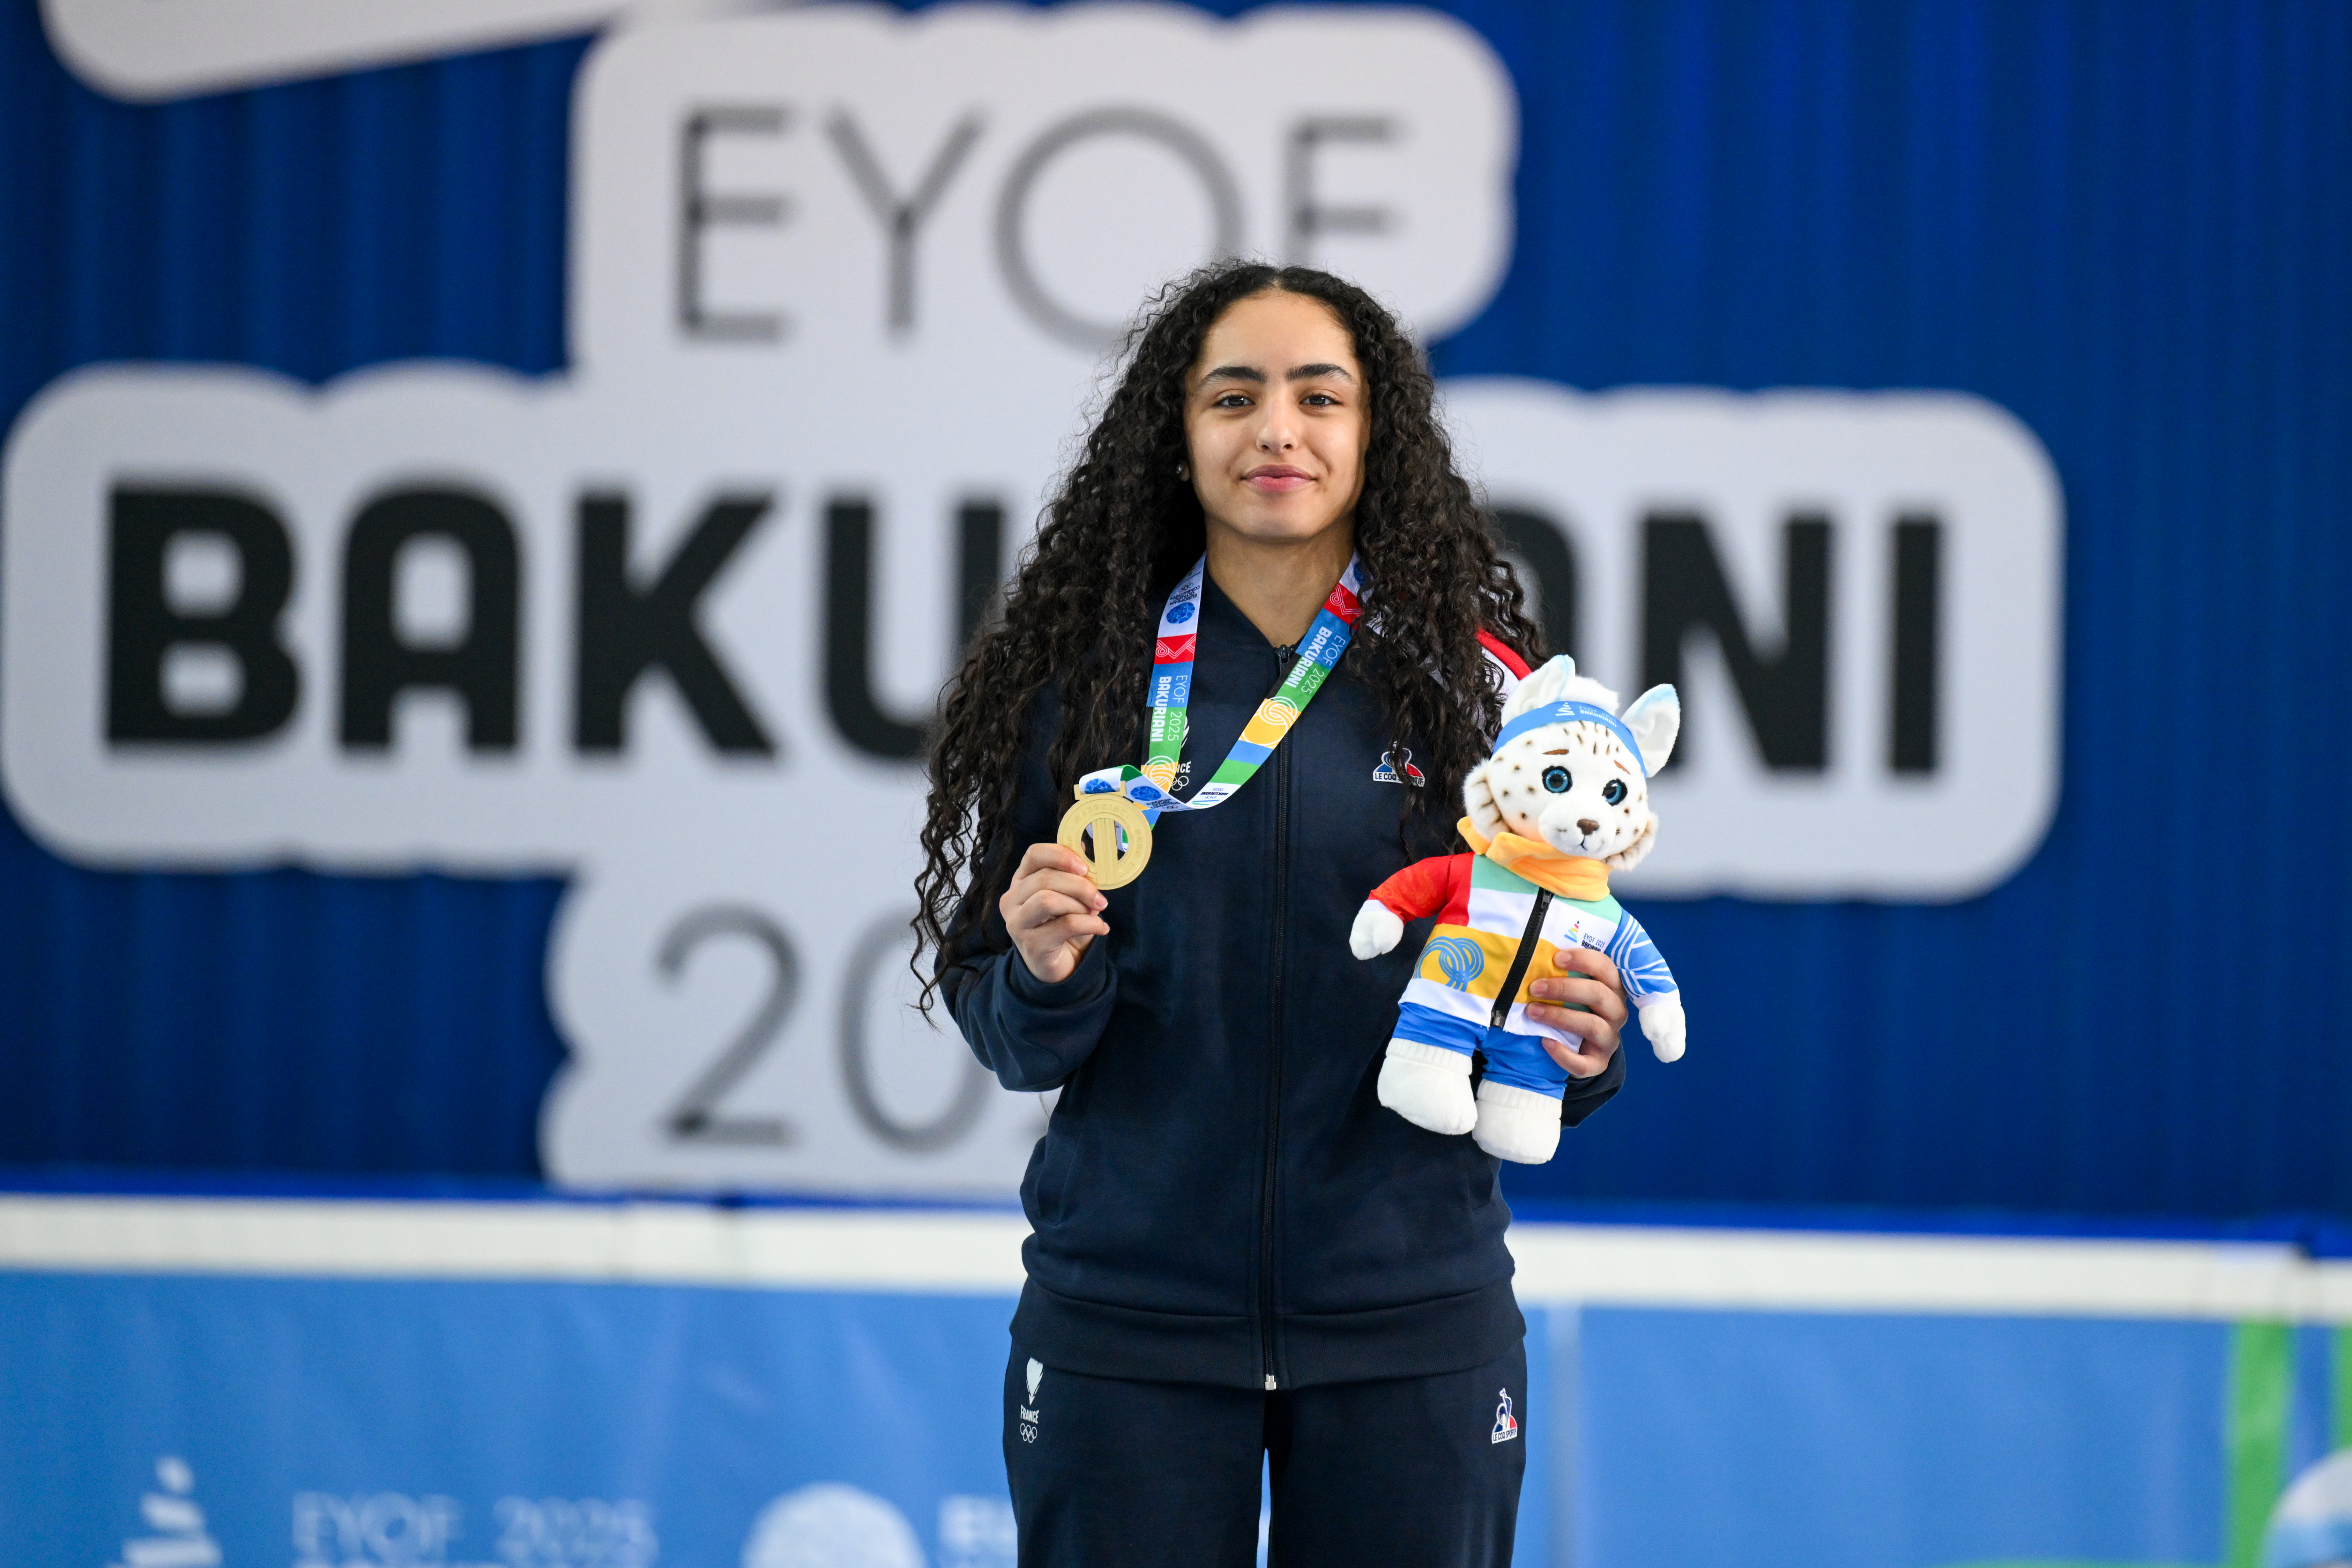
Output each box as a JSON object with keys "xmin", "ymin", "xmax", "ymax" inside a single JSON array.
[{"xmin": 1000, "ymin": 842, "xmax": 1110, "ymax": 984}]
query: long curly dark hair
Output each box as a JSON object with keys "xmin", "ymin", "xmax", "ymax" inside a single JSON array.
[{"xmin": 915, "ymin": 261, "xmax": 1540, "ymax": 1007}]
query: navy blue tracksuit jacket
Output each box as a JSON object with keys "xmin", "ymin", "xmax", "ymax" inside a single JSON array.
[{"xmin": 943, "ymin": 577, "xmax": 1623, "ymax": 1392}]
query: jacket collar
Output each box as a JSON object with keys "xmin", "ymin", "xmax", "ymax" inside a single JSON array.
[{"xmin": 1197, "ymin": 568, "xmax": 1277, "ymax": 652}]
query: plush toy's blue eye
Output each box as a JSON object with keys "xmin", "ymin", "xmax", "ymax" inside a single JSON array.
[
  {"xmin": 1542, "ymin": 767, "xmax": 1571, "ymax": 794},
  {"xmin": 1602, "ymin": 779, "xmax": 1628, "ymax": 805}
]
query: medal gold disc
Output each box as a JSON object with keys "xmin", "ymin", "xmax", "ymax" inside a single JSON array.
[{"xmin": 1057, "ymin": 793, "xmax": 1154, "ymax": 890}]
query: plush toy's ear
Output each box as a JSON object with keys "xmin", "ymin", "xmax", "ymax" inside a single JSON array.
[
  {"xmin": 1501, "ymin": 654, "xmax": 1578, "ymax": 723},
  {"xmin": 1623, "ymin": 685, "xmax": 1681, "ymax": 774},
  {"xmin": 1461, "ymin": 760, "xmax": 1506, "ymax": 841}
]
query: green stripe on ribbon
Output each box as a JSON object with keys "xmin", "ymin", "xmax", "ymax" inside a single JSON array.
[
  {"xmin": 2226, "ymin": 1320, "xmax": 2293, "ymax": 1568},
  {"xmin": 2336, "ymin": 1324, "xmax": 2352, "ymax": 1452}
]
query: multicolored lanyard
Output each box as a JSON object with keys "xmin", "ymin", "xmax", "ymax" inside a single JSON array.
[{"xmin": 1077, "ymin": 553, "xmax": 1364, "ymax": 818}]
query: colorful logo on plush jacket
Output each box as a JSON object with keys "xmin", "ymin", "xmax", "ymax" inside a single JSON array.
[
  {"xmin": 1431, "ymin": 936, "xmax": 1484, "ymax": 990},
  {"xmin": 1374, "ymin": 748, "xmax": 1426, "ymax": 786}
]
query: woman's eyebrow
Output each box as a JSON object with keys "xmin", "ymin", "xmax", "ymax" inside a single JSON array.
[{"xmin": 1198, "ymin": 362, "xmax": 1355, "ymax": 388}]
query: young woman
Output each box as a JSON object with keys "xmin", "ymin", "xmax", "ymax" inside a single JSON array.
[{"xmin": 917, "ymin": 262, "xmax": 1631, "ymax": 1567}]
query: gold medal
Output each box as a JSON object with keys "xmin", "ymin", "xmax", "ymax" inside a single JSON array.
[{"xmin": 1057, "ymin": 790, "xmax": 1154, "ymax": 890}]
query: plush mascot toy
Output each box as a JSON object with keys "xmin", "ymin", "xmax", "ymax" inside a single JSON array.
[{"xmin": 1349, "ymin": 656, "xmax": 1687, "ymax": 1164}]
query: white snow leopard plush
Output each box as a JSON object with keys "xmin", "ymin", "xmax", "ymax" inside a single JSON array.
[{"xmin": 1350, "ymin": 656, "xmax": 1687, "ymax": 1164}]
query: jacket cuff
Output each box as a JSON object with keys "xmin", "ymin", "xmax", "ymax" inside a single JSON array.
[
  {"xmin": 1559, "ymin": 1047, "xmax": 1625, "ymax": 1126},
  {"xmin": 1006, "ymin": 938, "xmax": 1111, "ymax": 1009}
]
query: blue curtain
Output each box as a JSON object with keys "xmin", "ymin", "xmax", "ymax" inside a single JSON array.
[{"xmin": 1, "ymin": 0, "xmax": 2347, "ymax": 1217}]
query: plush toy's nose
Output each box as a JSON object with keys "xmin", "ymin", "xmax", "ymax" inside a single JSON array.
[{"xmin": 1577, "ymin": 818, "xmax": 1599, "ymax": 835}]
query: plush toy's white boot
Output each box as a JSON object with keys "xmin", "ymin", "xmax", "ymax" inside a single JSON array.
[
  {"xmin": 1473, "ymin": 1081, "xmax": 1562, "ymax": 1164},
  {"xmin": 1378, "ymin": 1041, "xmax": 1476, "ymax": 1136}
]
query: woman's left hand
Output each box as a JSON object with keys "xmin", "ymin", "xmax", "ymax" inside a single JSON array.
[{"xmin": 1524, "ymin": 947, "xmax": 1627, "ymax": 1080}]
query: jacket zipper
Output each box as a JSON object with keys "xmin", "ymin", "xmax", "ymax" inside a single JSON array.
[
  {"xmin": 1490, "ymin": 891, "xmax": 1555, "ymax": 1028},
  {"xmin": 1260, "ymin": 642, "xmax": 1296, "ymax": 1392}
]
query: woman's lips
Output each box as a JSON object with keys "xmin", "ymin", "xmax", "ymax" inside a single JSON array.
[{"xmin": 1243, "ymin": 466, "xmax": 1313, "ymax": 493}]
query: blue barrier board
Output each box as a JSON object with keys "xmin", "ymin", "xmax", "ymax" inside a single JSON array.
[{"xmin": 5, "ymin": 1270, "xmax": 2340, "ymax": 1568}]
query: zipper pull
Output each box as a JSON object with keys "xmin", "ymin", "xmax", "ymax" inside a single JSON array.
[{"xmin": 1265, "ymin": 1374, "xmax": 1279, "ymax": 1391}]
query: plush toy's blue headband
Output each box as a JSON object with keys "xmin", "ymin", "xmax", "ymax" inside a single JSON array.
[{"xmin": 1492, "ymin": 701, "xmax": 1649, "ymax": 776}]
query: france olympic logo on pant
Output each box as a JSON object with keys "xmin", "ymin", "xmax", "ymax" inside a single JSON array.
[
  {"xmin": 1491, "ymin": 1388, "xmax": 1518, "ymax": 1444},
  {"xmin": 1018, "ymin": 1358, "xmax": 1042, "ymax": 1444}
]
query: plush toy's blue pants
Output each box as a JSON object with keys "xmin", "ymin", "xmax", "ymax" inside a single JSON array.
[
  {"xmin": 1005, "ymin": 1340, "xmax": 1527, "ymax": 1567},
  {"xmin": 1393, "ymin": 1002, "xmax": 1574, "ymax": 1094}
]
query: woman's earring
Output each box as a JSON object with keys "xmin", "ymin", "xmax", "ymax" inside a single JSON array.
[{"xmin": 1175, "ymin": 461, "xmax": 1190, "ymax": 482}]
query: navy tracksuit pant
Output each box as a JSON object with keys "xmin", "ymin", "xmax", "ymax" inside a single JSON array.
[{"xmin": 1003, "ymin": 1342, "xmax": 1528, "ymax": 1567}]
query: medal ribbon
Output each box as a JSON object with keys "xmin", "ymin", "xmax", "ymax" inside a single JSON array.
[{"xmin": 1077, "ymin": 553, "xmax": 1363, "ymax": 817}]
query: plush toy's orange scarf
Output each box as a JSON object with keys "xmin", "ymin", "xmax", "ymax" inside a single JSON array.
[{"xmin": 1458, "ymin": 817, "xmax": 1611, "ymax": 901}]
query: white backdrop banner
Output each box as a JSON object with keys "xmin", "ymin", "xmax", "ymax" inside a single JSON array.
[
  {"xmin": 39, "ymin": 0, "xmax": 625, "ymax": 101},
  {"xmin": 0, "ymin": 4, "xmax": 2060, "ymax": 1196}
]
